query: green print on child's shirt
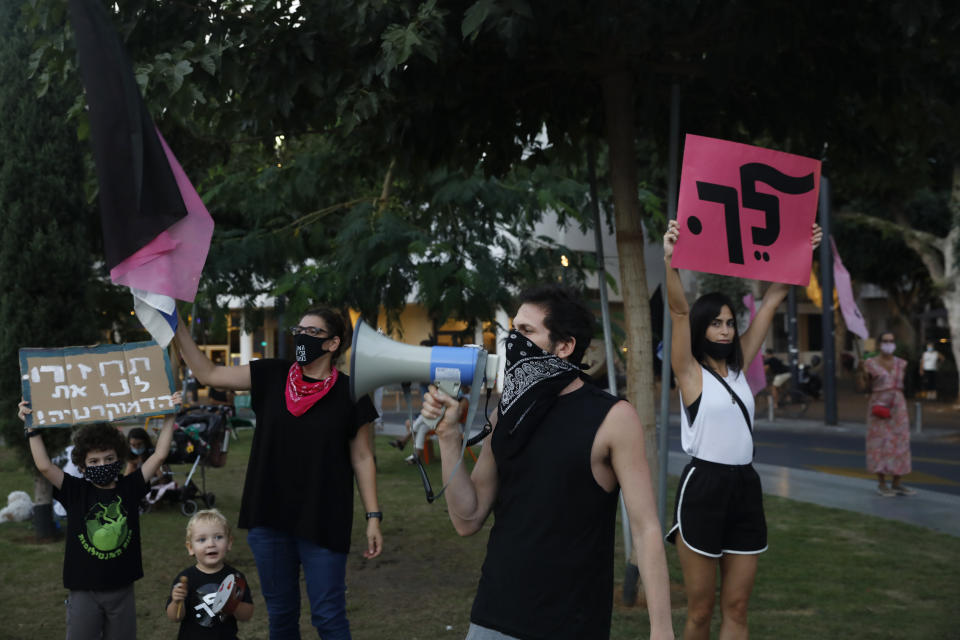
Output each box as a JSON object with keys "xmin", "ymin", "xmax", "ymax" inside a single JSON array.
[{"xmin": 81, "ymin": 496, "xmax": 132, "ymax": 558}]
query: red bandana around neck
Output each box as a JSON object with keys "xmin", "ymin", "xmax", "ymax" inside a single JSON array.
[{"xmin": 285, "ymin": 363, "xmax": 338, "ymax": 417}]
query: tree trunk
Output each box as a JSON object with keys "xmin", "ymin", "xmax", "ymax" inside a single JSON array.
[
  {"xmin": 601, "ymin": 72, "xmax": 658, "ymax": 484},
  {"xmin": 32, "ymin": 473, "xmax": 57, "ymax": 541},
  {"xmin": 945, "ymin": 164, "xmax": 960, "ymax": 399}
]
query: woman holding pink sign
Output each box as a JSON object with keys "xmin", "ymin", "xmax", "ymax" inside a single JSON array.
[{"xmin": 663, "ymin": 218, "xmax": 820, "ymax": 640}]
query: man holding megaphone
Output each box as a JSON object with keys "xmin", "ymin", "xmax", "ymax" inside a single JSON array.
[{"xmin": 422, "ymin": 284, "xmax": 674, "ymax": 640}]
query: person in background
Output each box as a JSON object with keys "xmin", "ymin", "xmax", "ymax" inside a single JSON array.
[
  {"xmin": 859, "ymin": 332, "xmax": 915, "ymax": 497},
  {"xmin": 919, "ymin": 341, "xmax": 944, "ymax": 401},
  {"xmin": 762, "ymin": 348, "xmax": 791, "ymax": 408},
  {"xmin": 125, "ymin": 427, "xmax": 157, "ymax": 477}
]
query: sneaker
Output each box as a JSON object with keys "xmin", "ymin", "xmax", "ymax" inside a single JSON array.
[
  {"xmin": 876, "ymin": 486, "xmax": 896, "ymax": 497},
  {"xmin": 893, "ymin": 485, "xmax": 916, "ymax": 496},
  {"xmin": 388, "ymin": 439, "xmax": 406, "ymax": 450}
]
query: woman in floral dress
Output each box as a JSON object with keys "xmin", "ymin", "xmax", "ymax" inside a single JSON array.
[{"xmin": 860, "ymin": 332, "xmax": 915, "ymax": 497}]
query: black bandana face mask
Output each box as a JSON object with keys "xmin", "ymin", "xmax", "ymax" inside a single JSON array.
[
  {"xmin": 495, "ymin": 329, "xmax": 580, "ymax": 459},
  {"xmin": 295, "ymin": 334, "xmax": 329, "ymax": 365},
  {"xmin": 703, "ymin": 339, "xmax": 735, "ymax": 361},
  {"xmin": 84, "ymin": 459, "xmax": 124, "ymax": 486}
]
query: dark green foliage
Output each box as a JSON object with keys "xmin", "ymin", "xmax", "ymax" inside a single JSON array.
[
  {"xmin": 0, "ymin": 0, "xmax": 99, "ymax": 464},
  {"xmin": 19, "ymin": 0, "xmax": 960, "ymax": 352}
]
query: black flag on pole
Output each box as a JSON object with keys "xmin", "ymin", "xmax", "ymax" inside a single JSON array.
[
  {"xmin": 67, "ymin": 0, "xmax": 214, "ymax": 346},
  {"xmin": 68, "ymin": 0, "xmax": 187, "ymax": 270}
]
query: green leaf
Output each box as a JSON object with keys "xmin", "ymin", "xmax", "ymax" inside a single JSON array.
[
  {"xmin": 36, "ymin": 71, "xmax": 50, "ymax": 98},
  {"xmin": 27, "ymin": 47, "xmax": 43, "ymax": 78},
  {"xmin": 198, "ymin": 54, "xmax": 216, "ymax": 75},
  {"xmin": 170, "ymin": 59, "xmax": 193, "ymax": 94},
  {"xmin": 462, "ymin": 0, "xmax": 495, "ymax": 40}
]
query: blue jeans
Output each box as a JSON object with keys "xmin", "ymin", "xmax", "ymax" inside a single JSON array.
[{"xmin": 247, "ymin": 527, "xmax": 351, "ymax": 640}]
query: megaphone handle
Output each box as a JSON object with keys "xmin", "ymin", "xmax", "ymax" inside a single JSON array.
[
  {"xmin": 418, "ymin": 412, "xmax": 441, "ymax": 431},
  {"xmin": 419, "ymin": 379, "xmax": 460, "ymax": 432},
  {"xmin": 413, "ymin": 416, "xmax": 430, "ymax": 451}
]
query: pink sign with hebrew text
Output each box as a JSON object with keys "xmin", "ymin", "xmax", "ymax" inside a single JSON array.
[{"xmin": 672, "ymin": 135, "xmax": 821, "ymax": 285}]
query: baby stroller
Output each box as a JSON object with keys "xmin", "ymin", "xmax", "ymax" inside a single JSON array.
[{"xmin": 156, "ymin": 404, "xmax": 233, "ymax": 516}]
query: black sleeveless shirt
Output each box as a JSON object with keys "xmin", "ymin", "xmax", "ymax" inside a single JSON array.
[{"xmin": 471, "ymin": 383, "xmax": 620, "ymax": 639}]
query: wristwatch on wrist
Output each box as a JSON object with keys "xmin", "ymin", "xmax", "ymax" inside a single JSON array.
[{"xmin": 365, "ymin": 511, "xmax": 383, "ymax": 522}]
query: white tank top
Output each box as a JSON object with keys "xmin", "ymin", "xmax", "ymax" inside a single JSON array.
[{"xmin": 678, "ymin": 366, "xmax": 755, "ymax": 465}]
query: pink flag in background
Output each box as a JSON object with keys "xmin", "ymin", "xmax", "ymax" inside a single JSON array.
[
  {"xmin": 831, "ymin": 237, "xmax": 869, "ymax": 339},
  {"xmin": 109, "ymin": 130, "xmax": 214, "ymax": 302},
  {"xmin": 742, "ymin": 294, "xmax": 768, "ymax": 395}
]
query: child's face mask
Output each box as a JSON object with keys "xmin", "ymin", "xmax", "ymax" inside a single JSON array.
[
  {"xmin": 130, "ymin": 446, "xmax": 145, "ymax": 456},
  {"xmin": 84, "ymin": 460, "xmax": 124, "ymax": 486}
]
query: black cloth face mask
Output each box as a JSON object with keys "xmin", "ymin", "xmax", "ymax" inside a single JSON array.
[
  {"xmin": 84, "ymin": 459, "xmax": 124, "ymax": 486},
  {"xmin": 703, "ymin": 339, "xmax": 735, "ymax": 361},
  {"xmin": 493, "ymin": 329, "xmax": 580, "ymax": 459},
  {"xmin": 294, "ymin": 334, "xmax": 329, "ymax": 365}
]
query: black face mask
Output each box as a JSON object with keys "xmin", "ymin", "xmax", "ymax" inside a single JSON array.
[
  {"xmin": 84, "ymin": 460, "xmax": 124, "ymax": 486},
  {"xmin": 495, "ymin": 329, "xmax": 580, "ymax": 459},
  {"xmin": 295, "ymin": 334, "xmax": 330, "ymax": 365},
  {"xmin": 703, "ymin": 339, "xmax": 735, "ymax": 361}
]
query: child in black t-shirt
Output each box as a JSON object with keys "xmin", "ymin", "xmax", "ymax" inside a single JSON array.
[
  {"xmin": 18, "ymin": 393, "xmax": 179, "ymax": 640},
  {"xmin": 167, "ymin": 508, "xmax": 254, "ymax": 639}
]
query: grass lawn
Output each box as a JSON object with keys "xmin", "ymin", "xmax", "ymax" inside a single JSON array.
[{"xmin": 1, "ymin": 432, "xmax": 958, "ymax": 639}]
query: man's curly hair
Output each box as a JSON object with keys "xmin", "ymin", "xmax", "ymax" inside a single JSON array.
[{"xmin": 71, "ymin": 423, "xmax": 129, "ymax": 469}]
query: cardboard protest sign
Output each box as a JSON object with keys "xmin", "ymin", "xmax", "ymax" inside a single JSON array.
[
  {"xmin": 20, "ymin": 341, "xmax": 176, "ymax": 429},
  {"xmin": 673, "ymin": 135, "xmax": 821, "ymax": 285}
]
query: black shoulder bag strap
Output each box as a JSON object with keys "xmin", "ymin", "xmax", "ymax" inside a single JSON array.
[{"xmin": 703, "ymin": 366, "xmax": 755, "ymax": 458}]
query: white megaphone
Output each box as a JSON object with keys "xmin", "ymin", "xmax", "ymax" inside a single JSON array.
[{"xmin": 350, "ymin": 318, "xmax": 498, "ymax": 452}]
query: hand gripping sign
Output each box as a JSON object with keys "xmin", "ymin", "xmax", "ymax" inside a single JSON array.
[
  {"xmin": 672, "ymin": 135, "xmax": 821, "ymax": 285},
  {"xmin": 19, "ymin": 341, "xmax": 176, "ymax": 428}
]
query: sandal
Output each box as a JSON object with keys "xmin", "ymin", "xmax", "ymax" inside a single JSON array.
[{"xmin": 875, "ymin": 485, "xmax": 896, "ymax": 497}]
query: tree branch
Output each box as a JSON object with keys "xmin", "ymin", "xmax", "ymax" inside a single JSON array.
[{"xmin": 837, "ymin": 210, "xmax": 947, "ymax": 282}]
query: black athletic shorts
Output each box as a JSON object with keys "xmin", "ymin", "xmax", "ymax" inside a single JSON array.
[{"xmin": 665, "ymin": 458, "xmax": 767, "ymax": 557}]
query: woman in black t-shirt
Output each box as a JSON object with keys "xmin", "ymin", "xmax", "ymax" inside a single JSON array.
[{"xmin": 174, "ymin": 306, "xmax": 382, "ymax": 639}]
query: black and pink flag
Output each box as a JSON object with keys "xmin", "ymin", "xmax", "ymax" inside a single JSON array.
[{"xmin": 68, "ymin": 0, "xmax": 213, "ymax": 345}]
